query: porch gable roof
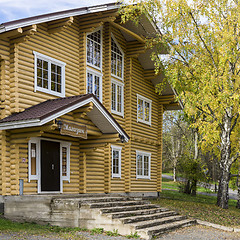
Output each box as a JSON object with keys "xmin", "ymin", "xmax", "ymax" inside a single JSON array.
[{"xmin": 0, "ymin": 94, "xmax": 129, "ymax": 142}]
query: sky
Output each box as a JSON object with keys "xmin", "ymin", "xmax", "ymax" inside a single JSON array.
[{"xmin": 0, "ymin": 0, "xmax": 117, "ymax": 24}]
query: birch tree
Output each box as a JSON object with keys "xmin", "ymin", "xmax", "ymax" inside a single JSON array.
[{"xmin": 121, "ymin": 0, "xmax": 240, "ymax": 209}]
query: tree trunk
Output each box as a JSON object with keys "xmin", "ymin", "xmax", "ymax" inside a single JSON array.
[
  {"xmin": 217, "ymin": 110, "xmax": 233, "ymax": 209},
  {"xmin": 236, "ymin": 164, "xmax": 240, "ymax": 209},
  {"xmin": 194, "ymin": 130, "xmax": 198, "ymax": 160},
  {"xmin": 173, "ymin": 163, "xmax": 176, "ymax": 182}
]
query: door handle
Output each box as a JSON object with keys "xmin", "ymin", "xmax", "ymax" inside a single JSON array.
[{"xmin": 52, "ymin": 164, "xmax": 54, "ymax": 170}]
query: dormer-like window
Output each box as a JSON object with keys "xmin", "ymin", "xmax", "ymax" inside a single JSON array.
[
  {"xmin": 87, "ymin": 29, "xmax": 102, "ymax": 69},
  {"xmin": 33, "ymin": 51, "xmax": 66, "ymax": 97},
  {"xmin": 111, "ymin": 36, "xmax": 124, "ymax": 79}
]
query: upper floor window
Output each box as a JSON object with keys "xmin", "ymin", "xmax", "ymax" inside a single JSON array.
[
  {"xmin": 136, "ymin": 151, "xmax": 151, "ymax": 179},
  {"xmin": 111, "ymin": 145, "xmax": 122, "ymax": 178},
  {"xmin": 87, "ymin": 68, "xmax": 102, "ymax": 101},
  {"xmin": 33, "ymin": 51, "xmax": 65, "ymax": 97},
  {"xmin": 87, "ymin": 29, "xmax": 102, "ymax": 69},
  {"xmin": 111, "ymin": 36, "xmax": 124, "ymax": 79},
  {"xmin": 137, "ymin": 94, "xmax": 152, "ymax": 125},
  {"xmin": 111, "ymin": 79, "xmax": 124, "ymax": 116}
]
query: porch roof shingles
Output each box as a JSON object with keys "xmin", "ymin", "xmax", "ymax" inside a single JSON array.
[{"xmin": 0, "ymin": 94, "xmax": 90, "ymax": 123}]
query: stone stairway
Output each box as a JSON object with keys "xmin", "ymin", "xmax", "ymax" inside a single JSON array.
[{"xmin": 73, "ymin": 195, "xmax": 196, "ymax": 239}]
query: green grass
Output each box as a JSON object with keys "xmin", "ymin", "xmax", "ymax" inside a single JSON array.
[
  {"xmin": 152, "ymin": 190, "xmax": 240, "ymax": 227},
  {"xmin": 0, "ymin": 217, "xmax": 86, "ymax": 239},
  {"xmin": 162, "ymin": 178, "xmax": 214, "ymax": 193}
]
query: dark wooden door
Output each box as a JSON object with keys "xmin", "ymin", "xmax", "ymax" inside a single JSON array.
[{"xmin": 41, "ymin": 140, "xmax": 60, "ymax": 192}]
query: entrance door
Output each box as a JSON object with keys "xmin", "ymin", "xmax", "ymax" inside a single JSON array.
[{"xmin": 41, "ymin": 140, "xmax": 60, "ymax": 192}]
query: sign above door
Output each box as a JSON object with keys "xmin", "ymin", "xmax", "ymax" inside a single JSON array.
[{"xmin": 60, "ymin": 120, "xmax": 87, "ymax": 139}]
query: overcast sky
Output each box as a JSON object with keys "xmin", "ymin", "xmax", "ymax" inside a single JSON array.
[{"xmin": 0, "ymin": 0, "xmax": 117, "ymax": 23}]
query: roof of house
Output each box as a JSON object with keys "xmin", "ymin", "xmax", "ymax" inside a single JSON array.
[{"xmin": 0, "ymin": 94, "xmax": 130, "ymax": 142}]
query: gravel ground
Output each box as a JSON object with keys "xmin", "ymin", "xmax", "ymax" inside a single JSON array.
[{"xmin": 1, "ymin": 225, "xmax": 240, "ymax": 240}]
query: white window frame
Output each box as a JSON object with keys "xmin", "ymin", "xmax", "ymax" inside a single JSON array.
[
  {"xmin": 28, "ymin": 137, "xmax": 71, "ymax": 193},
  {"xmin": 86, "ymin": 28, "xmax": 102, "ymax": 71},
  {"xmin": 111, "ymin": 79, "xmax": 124, "ymax": 117},
  {"xmin": 137, "ymin": 94, "xmax": 152, "ymax": 125},
  {"xmin": 111, "ymin": 145, "xmax": 122, "ymax": 178},
  {"xmin": 111, "ymin": 34, "xmax": 124, "ymax": 81},
  {"xmin": 86, "ymin": 67, "xmax": 103, "ymax": 102},
  {"xmin": 33, "ymin": 51, "xmax": 66, "ymax": 97},
  {"xmin": 136, "ymin": 150, "xmax": 151, "ymax": 179}
]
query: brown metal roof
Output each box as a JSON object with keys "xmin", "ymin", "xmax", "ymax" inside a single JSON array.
[{"xmin": 0, "ymin": 94, "xmax": 91, "ymax": 123}]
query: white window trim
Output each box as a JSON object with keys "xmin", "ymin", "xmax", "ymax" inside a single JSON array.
[
  {"xmin": 136, "ymin": 150, "xmax": 151, "ymax": 179},
  {"xmin": 111, "ymin": 33, "xmax": 124, "ymax": 81},
  {"xmin": 137, "ymin": 94, "xmax": 152, "ymax": 126},
  {"xmin": 86, "ymin": 27, "xmax": 103, "ymax": 71},
  {"xmin": 86, "ymin": 67, "xmax": 103, "ymax": 102},
  {"xmin": 33, "ymin": 51, "xmax": 66, "ymax": 97},
  {"xmin": 111, "ymin": 78, "xmax": 124, "ymax": 117},
  {"xmin": 28, "ymin": 137, "xmax": 71, "ymax": 194},
  {"xmin": 111, "ymin": 145, "xmax": 122, "ymax": 178}
]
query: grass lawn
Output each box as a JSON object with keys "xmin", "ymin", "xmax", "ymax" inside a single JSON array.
[
  {"xmin": 152, "ymin": 190, "xmax": 240, "ymax": 227},
  {"xmin": 0, "ymin": 216, "xmax": 86, "ymax": 239},
  {"xmin": 162, "ymin": 178, "xmax": 214, "ymax": 193}
]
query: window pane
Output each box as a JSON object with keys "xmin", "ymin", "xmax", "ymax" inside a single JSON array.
[
  {"xmin": 111, "ymin": 83, "xmax": 116, "ymax": 111},
  {"xmin": 145, "ymin": 102, "xmax": 150, "ymax": 122},
  {"xmin": 117, "ymin": 85, "xmax": 122, "ymax": 112},
  {"xmin": 138, "ymin": 99, "xmax": 144, "ymax": 120},
  {"xmin": 87, "ymin": 73, "xmax": 93, "ymax": 94},
  {"xmin": 137, "ymin": 154, "xmax": 143, "ymax": 176},
  {"xmin": 62, "ymin": 147, "xmax": 67, "ymax": 177},
  {"xmin": 94, "ymin": 76, "xmax": 100, "ymax": 99},
  {"xmin": 144, "ymin": 156, "xmax": 149, "ymax": 176},
  {"xmin": 31, "ymin": 143, "xmax": 37, "ymax": 175},
  {"xmin": 112, "ymin": 150, "xmax": 119, "ymax": 175}
]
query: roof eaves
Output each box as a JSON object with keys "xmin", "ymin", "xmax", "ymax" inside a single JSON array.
[{"xmin": 0, "ymin": 2, "xmax": 119, "ymax": 33}]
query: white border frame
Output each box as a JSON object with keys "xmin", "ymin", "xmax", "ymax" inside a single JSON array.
[
  {"xmin": 86, "ymin": 67, "xmax": 103, "ymax": 102},
  {"xmin": 111, "ymin": 33, "xmax": 124, "ymax": 81},
  {"xmin": 137, "ymin": 94, "xmax": 152, "ymax": 126},
  {"xmin": 86, "ymin": 27, "xmax": 103, "ymax": 72},
  {"xmin": 28, "ymin": 137, "xmax": 71, "ymax": 194},
  {"xmin": 111, "ymin": 78, "xmax": 124, "ymax": 117},
  {"xmin": 136, "ymin": 150, "xmax": 151, "ymax": 179},
  {"xmin": 111, "ymin": 145, "xmax": 122, "ymax": 178},
  {"xmin": 33, "ymin": 51, "xmax": 66, "ymax": 97}
]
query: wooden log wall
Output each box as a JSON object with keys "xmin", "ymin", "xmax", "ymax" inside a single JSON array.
[{"xmin": 0, "ymin": 10, "xmax": 165, "ymax": 195}]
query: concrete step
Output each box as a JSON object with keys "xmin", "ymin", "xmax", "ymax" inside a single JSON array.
[
  {"xmin": 80, "ymin": 197, "xmax": 129, "ymax": 204},
  {"xmin": 142, "ymin": 219, "xmax": 196, "ymax": 238},
  {"xmin": 133, "ymin": 215, "xmax": 187, "ymax": 229},
  {"xmin": 111, "ymin": 207, "xmax": 170, "ymax": 219},
  {"xmin": 100, "ymin": 204, "xmax": 159, "ymax": 214},
  {"xmin": 122, "ymin": 210, "xmax": 178, "ymax": 224},
  {"xmin": 88, "ymin": 200, "xmax": 148, "ymax": 208}
]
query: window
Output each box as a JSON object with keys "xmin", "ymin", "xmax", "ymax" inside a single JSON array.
[
  {"xmin": 111, "ymin": 36, "xmax": 124, "ymax": 79},
  {"xmin": 60, "ymin": 142, "xmax": 71, "ymax": 182},
  {"xmin": 87, "ymin": 68, "xmax": 102, "ymax": 101},
  {"xmin": 137, "ymin": 94, "xmax": 152, "ymax": 125},
  {"xmin": 111, "ymin": 145, "xmax": 122, "ymax": 178},
  {"xmin": 136, "ymin": 151, "xmax": 151, "ymax": 179},
  {"xmin": 28, "ymin": 138, "xmax": 40, "ymax": 182},
  {"xmin": 87, "ymin": 29, "xmax": 102, "ymax": 69},
  {"xmin": 111, "ymin": 79, "xmax": 124, "ymax": 116},
  {"xmin": 33, "ymin": 51, "xmax": 66, "ymax": 97}
]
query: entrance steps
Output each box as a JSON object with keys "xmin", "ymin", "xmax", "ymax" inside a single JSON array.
[
  {"xmin": 51, "ymin": 194, "xmax": 196, "ymax": 239},
  {"xmin": 4, "ymin": 194, "xmax": 196, "ymax": 239}
]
